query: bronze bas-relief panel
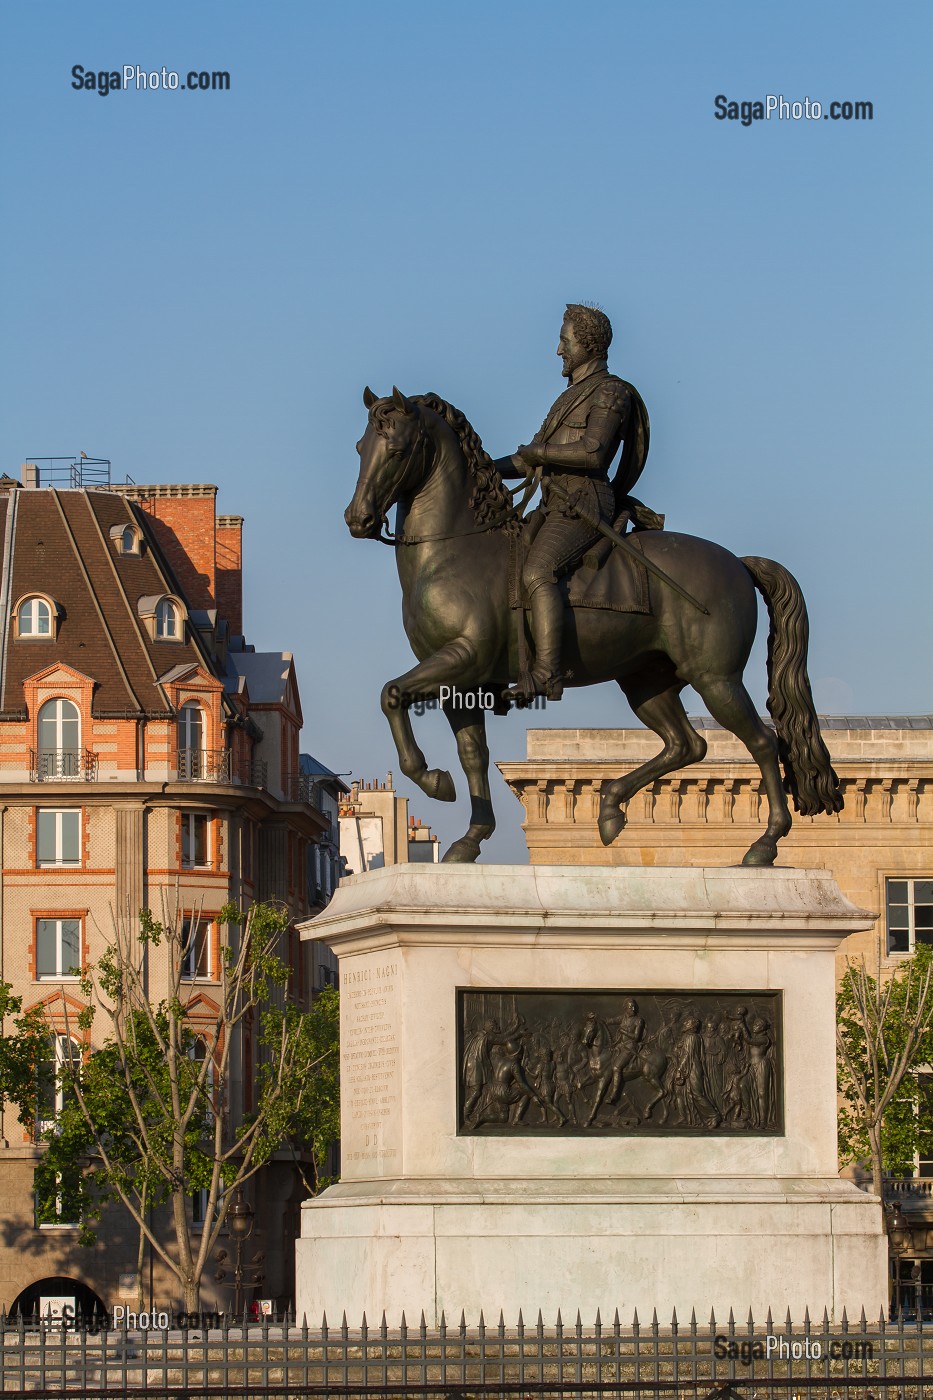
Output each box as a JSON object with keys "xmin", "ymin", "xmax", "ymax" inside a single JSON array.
[{"xmin": 457, "ymin": 989, "xmax": 783, "ymax": 1136}]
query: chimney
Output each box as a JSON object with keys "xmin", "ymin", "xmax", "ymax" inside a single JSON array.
[
  {"xmin": 216, "ymin": 514, "xmax": 244, "ymax": 636},
  {"xmin": 114, "ymin": 483, "xmax": 218, "ymax": 610}
]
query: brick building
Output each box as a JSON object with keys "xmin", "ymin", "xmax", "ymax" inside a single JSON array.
[{"xmin": 0, "ymin": 468, "xmax": 337, "ymax": 1317}]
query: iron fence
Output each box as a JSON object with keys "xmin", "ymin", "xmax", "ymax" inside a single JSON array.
[{"xmin": 0, "ymin": 1307, "xmax": 929, "ymax": 1398}]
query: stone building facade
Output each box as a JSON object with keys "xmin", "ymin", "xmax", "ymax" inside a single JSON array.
[
  {"xmin": 498, "ymin": 718, "xmax": 933, "ymax": 968},
  {"xmin": 0, "ymin": 470, "xmax": 335, "ymax": 1318},
  {"xmin": 339, "ymin": 774, "xmax": 441, "ymax": 874}
]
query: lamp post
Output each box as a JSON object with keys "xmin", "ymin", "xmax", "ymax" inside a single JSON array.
[
  {"xmin": 228, "ymin": 1189, "xmax": 255, "ymax": 1319},
  {"xmin": 887, "ymin": 1201, "xmax": 909, "ymax": 1317},
  {"xmin": 884, "ymin": 1200, "xmax": 933, "ymax": 1318}
]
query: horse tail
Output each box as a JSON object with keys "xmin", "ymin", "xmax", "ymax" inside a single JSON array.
[{"xmin": 741, "ymin": 555, "xmax": 843, "ymax": 817}]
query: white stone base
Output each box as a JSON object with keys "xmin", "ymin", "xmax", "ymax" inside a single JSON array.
[
  {"xmin": 297, "ymin": 864, "xmax": 889, "ymax": 1324},
  {"xmin": 298, "ymin": 1176, "xmax": 884, "ymax": 1325}
]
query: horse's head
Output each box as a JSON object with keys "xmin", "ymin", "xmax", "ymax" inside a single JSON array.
[{"xmin": 345, "ymin": 386, "xmax": 430, "ymax": 539}]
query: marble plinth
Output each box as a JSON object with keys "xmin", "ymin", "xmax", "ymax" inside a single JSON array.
[{"xmin": 296, "ymin": 864, "xmax": 887, "ymax": 1323}]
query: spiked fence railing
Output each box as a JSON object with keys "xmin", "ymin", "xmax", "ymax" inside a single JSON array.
[{"xmin": 0, "ymin": 1304, "xmax": 928, "ymax": 1397}]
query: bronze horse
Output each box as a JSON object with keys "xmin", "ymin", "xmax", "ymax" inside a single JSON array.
[{"xmin": 345, "ymin": 387, "xmax": 842, "ymax": 865}]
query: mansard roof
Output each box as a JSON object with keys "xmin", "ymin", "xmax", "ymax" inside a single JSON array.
[
  {"xmin": 0, "ymin": 488, "xmax": 218, "ymax": 716},
  {"xmin": 225, "ymin": 648, "xmax": 303, "ymax": 723}
]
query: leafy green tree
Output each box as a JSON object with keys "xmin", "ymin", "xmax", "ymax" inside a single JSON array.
[
  {"xmin": 2, "ymin": 897, "xmax": 340, "ymax": 1313},
  {"xmin": 837, "ymin": 941, "xmax": 933, "ymax": 1191},
  {"xmin": 255, "ymin": 983, "xmax": 340, "ymax": 1196},
  {"xmin": 0, "ymin": 984, "xmax": 45, "ymax": 1117}
]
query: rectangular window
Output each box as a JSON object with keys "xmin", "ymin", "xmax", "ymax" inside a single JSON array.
[
  {"xmin": 36, "ymin": 919, "xmax": 81, "ymax": 979},
  {"xmin": 181, "ymin": 918, "xmax": 212, "ymax": 979},
  {"xmin": 191, "ymin": 1186, "xmax": 222, "ymax": 1228},
  {"xmin": 886, "ymin": 878, "xmax": 933, "ymax": 954},
  {"xmin": 36, "ymin": 1171, "xmax": 81, "ymax": 1229},
  {"xmin": 181, "ymin": 812, "xmax": 210, "ymax": 868},
  {"xmin": 242, "ymin": 819, "xmax": 254, "ymax": 881},
  {"xmin": 37, "ymin": 809, "xmax": 81, "ymax": 867}
]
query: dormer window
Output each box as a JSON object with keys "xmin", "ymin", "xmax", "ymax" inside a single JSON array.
[
  {"xmin": 19, "ymin": 597, "xmax": 51, "ymax": 636},
  {"xmin": 110, "ymin": 523, "xmax": 142, "ymax": 556},
  {"xmin": 15, "ymin": 595, "xmax": 59, "ymax": 640},
  {"xmin": 138, "ymin": 593, "xmax": 186, "ymax": 643},
  {"xmin": 156, "ymin": 598, "xmax": 180, "ymax": 639}
]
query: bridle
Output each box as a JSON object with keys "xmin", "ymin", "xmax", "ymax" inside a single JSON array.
[{"xmin": 373, "ymin": 418, "xmax": 541, "ymax": 547}]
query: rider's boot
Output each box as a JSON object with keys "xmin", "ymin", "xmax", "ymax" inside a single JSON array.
[{"xmin": 507, "ymin": 583, "xmax": 565, "ymax": 702}]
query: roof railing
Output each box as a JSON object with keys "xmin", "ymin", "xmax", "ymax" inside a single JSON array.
[{"xmin": 22, "ymin": 456, "xmax": 135, "ymax": 490}]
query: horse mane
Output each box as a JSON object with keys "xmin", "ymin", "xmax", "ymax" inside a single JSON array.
[{"xmin": 415, "ymin": 393, "xmax": 516, "ymax": 528}]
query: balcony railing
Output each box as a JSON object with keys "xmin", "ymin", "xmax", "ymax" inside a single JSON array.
[
  {"xmin": 885, "ymin": 1176, "xmax": 933, "ymax": 1199},
  {"xmin": 176, "ymin": 748, "xmax": 231, "ymax": 782},
  {"xmin": 30, "ymin": 749, "xmax": 99, "ymax": 782},
  {"xmin": 242, "ymin": 757, "xmax": 268, "ymax": 789},
  {"xmin": 286, "ymin": 773, "xmax": 319, "ymax": 805}
]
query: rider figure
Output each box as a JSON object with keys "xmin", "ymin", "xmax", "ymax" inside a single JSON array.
[
  {"xmin": 497, "ymin": 304, "xmax": 650, "ymax": 701},
  {"xmin": 608, "ymin": 998, "xmax": 646, "ymax": 1071}
]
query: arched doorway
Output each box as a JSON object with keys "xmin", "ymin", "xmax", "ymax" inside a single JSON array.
[{"xmin": 10, "ymin": 1276, "xmax": 107, "ymax": 1325}]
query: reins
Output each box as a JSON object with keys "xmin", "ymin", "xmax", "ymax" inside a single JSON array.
[{"xmin": 376, "ymin": 451, "xmax": 541, "ymax": 547}]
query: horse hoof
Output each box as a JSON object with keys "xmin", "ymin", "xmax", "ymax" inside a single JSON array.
[
  {"xmin": 598, "ymin": 811, "xmax": 626, "ymax": 847},
  {"xmin": 742, "ymin": 837, "xmax": 778, "ymax": 867},
  {"xmin": 424, "ymin": 768, "xmax": 456, "ymax": 802},
  {"xmin": 442, "ymin": 837, "xmax": 481, "ymax": 864}
]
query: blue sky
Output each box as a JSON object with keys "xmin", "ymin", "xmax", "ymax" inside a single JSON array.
[{"xmin": 1, "ymin": 1, "xmax": 930, "ymax": 861}]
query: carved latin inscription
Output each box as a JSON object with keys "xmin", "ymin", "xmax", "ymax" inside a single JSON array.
[{"xmin": 342, "ymin": 960, "xmax": 401, "ymax": 1168}]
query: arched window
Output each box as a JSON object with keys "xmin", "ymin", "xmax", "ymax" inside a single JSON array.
[
  {"xmin": 177, "ymin": 702, "xmax": 205, "ymax": 779},
  {"xmin": 37, "ymin": 698, "xmax": 80, "ymax": 779},
  {"xmin": 18, "ymin": 597, "xmax": 52, "ymax": 637},
  {"xmin": 121, "ymin": 525, "xmax": 137, "ymax": 553},
  {"xmin": 156, "ymin": 598, "xmax": 180, "ymax": 639}
]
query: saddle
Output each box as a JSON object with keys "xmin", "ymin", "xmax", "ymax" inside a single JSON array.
[
  {"xmin": 508, "ymin": 496, "xmax": 662, "ymax": 619},
  {"xmin": 565, "ymin": 528, "xmax": 651, "ymax": 615}
]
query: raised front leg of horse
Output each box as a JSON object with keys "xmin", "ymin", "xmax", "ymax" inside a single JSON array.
[
  {"xmin": 379, "ymin": 639, "xmax": 483, "ymax": 807},
  {"xmin": 441, "ymin": 700, "xmax": 496, "ymax": 863}
]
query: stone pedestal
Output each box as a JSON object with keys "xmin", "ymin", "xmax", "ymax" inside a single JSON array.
[{"xmin": 296, "ymin": 864, "xmax": 887, "ymax": 1324}]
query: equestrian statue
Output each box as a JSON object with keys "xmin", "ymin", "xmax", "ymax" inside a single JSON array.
[{"xmin": 345, "ymin": 303, "xmax": 842, "ymax": 866}]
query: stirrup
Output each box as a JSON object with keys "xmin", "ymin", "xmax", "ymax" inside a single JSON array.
[{"xmin": 505, "ymin": 667, "xmax": 563, "ymax": 704}]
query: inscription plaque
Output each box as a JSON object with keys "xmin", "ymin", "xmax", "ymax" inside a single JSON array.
[
  {"xmin": 341, "ymin": 960, "xmax": 401, "ymax": 1170},
  {"xmin": 458, "ymin": 989, "xmax": 782, "ymax": 1136}
]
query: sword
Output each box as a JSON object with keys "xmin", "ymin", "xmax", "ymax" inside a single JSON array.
[{"xmin": 534, "ymin": 475, "xmax": 710, "ymax": 616}]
